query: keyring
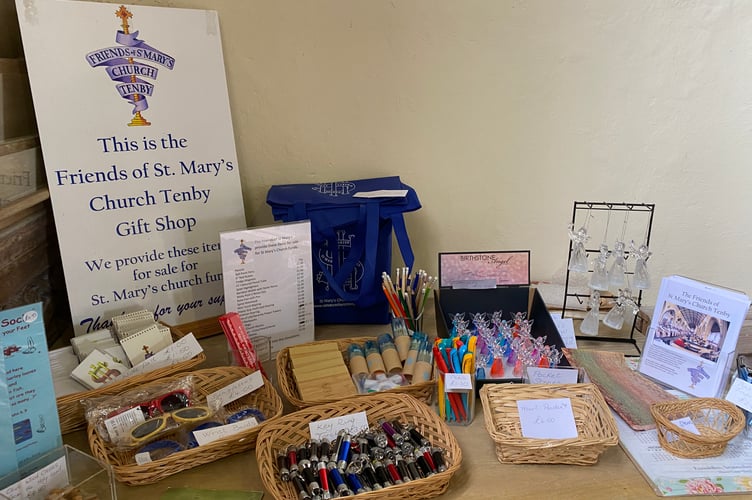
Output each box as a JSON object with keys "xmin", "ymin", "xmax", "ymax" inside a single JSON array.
[
  {"xmin": 136, "ymin": 439, "xmax": 183, "ymax": 460},
  {"xmin": 226, "ymin": 407, "xmax": 265, "ymax": 424}
]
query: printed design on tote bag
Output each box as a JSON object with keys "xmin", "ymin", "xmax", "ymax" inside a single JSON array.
[
  {"xmin": 85, "ymin": 5, "xmax": 175, "ymax": 126},
  {"xmin": 316, "ymin": 231, "xmax": 364, "ymax": 294},
  {"xmin": 313, "ymin": 181, "xmax": 356, "ymax": 197}
]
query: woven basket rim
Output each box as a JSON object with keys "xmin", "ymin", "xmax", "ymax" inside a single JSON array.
[
  {"xmin": 87, "ymin": 365, "xmax": 283, "ymax": 485},
  {"xmin": 479, "ymin": 382, "xmax": 619, "ymax": 448},
  {"xmin": 650, "ymin": 397, "xmax": 746, "ymax": 443},
  {"xmin": 57, "ymin": 351, "xmax": 206, "ymax": 434},
  {"xmin": 275, "ymin": 336, "xmax": 435, "ymax": 408},
  {"xmin": 256, "ymin": 392, "xmax": 462, "ymax": 500},
  {"xmin": 57, "ymin": 351, "xmax": 206, "ymax": 404}
]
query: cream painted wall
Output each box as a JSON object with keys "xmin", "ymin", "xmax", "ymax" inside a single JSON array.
[{"xmin": 33, "ymin": 1, "xmax": 752, "ymax": 306}]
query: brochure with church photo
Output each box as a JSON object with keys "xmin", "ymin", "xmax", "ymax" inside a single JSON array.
[{"xmin": 639, "ymin": 276, "xmax": 751, "ymax": 398}]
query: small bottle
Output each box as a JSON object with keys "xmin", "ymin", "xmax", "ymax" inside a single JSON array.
[
  {"xmin": 391, "ymin": 317, "xmax": 412, "ymax": 362},
  {"xmin": 347, "ymin": 343, "xmax": 369, "ymax": 377},
  {"xmin": 364, "ymin": 340, "xmax": 386, "ymax": 376},
  {"xmin": 412, "ymin": 346, "xmax": 433, "ymax": 383},
  {"xmin": 402, "ymin": 332, "xmax": 426, "ymax": 378},
  {"xmin": 378, "ymin": 333, "xmax": 403, "ymax": 375}
]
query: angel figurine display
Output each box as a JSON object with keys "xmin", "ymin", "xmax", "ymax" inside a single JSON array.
[
  {"xmin": 590, "ymin": 243, "xmax": 611, "ymax": 291},
  {"xmin": 567, "ymin": 223, "xmax": 590, "ymax": 273},
  {"xmin": 630, "ymin": 240, "xmax": 652, "ymax": 290},
  {"xmin": 580, "ymin": 291, "xmax": 601, "ymax": 336},
  {"xmin": 607, "ymin": 240, "xmax": 627, "ymax": 289},
  {"xmin": 602, "ymin": 288, "xmax": 639, "ymax": 330}
]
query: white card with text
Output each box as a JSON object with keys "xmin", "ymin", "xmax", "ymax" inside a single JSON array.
[{"xmin": 517, "ymin": 398, "xmax": 578, "ymax": 439}]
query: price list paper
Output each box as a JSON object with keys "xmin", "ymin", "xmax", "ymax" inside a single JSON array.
[{"xmin": 220, "ymin": 222, "xmax": 314, "ymax": 354}]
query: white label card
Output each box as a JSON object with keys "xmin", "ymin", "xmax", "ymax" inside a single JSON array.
[
  {"xmin": 125, "ymin": 333, "xmax": 203, "ymax": 377},
  {"xmin": 0, "ymin": 455, "xmax": 68, "ymax": 499},
  {"xmin": 550, "ymin": 315, "xmax": 577, "ymax": 349},
  {"xmin": 725, "ymin": 377, "xmax": 752, "ymax": 413},
  {"xmin": 192, "ymin": 418, "xmax": 259, "ymax": 446},
  {"xmin": 517, "ymin": 398, "xmax": 578, "ymax": 439},
  {"xmin": 526, "ymin": 366, "xmax": 580, "ymax": 384},
  {"xmin": 444, "ymin": 373, "xmax": 473, "ymax": 391},
  {"xmin": 309, "ymin": 411, "xmax": 369, "ymax": 442},
  {"xmin": 671, "ymin": 417, "xmax": 700, "ymax": 435},
  {"xmin": 206, "ymin": 371, "xmax": 264, "ymax": 409},
  {"xmin": 104, "ymin": 406, "xmax": 146, "ymax": 442},
  {"xmin": 353, "ymin": 189, "xmax": 407, "ymax": 198}
]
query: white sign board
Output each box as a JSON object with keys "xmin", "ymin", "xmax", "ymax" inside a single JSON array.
[{"xmin": 16, "ymin": 0, "xmax": 246, "ymax": 334}]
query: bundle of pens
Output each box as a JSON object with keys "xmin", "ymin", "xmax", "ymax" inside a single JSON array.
[
  {"xmin": 451, "ymin": 311, "xmax": 562, "ymax": 382},
  {"xmin": 381, "ymin": 268, "xmax": 437, "ymax": 333},
  {"xmin": 433, "ymin": 334, "xmax": 476, "ymax": 425}
]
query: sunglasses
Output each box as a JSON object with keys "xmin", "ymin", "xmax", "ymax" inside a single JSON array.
[
  {"xmin": 108, "ymin": 390, "xmax": 192, "ymax": 420},
  {"xmin": 129, "ymin": 405, "xmax": 212, "ymax": 444}
]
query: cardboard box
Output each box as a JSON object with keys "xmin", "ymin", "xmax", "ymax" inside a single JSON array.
[{"xmin": 434, "ymin": 286, "xmax": 569, "ymax": 388}]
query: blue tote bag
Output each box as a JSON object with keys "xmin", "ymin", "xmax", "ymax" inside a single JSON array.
[{"xmin": 266, "ymin": 176, "xmax": 421, "ymax": 324}]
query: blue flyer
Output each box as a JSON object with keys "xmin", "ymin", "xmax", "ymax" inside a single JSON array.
[
  {"xmin": 1, "ymin": 303, "xmax": 62, "ymax": 470},
  {"xmin": 0, "ymin": 342, "xmax": 18, "ymax": 487}
]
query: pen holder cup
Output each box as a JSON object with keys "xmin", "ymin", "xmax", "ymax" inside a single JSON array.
[{"xmin": 437, "ymin": 371, "xmax": 475, "ymax": 426}]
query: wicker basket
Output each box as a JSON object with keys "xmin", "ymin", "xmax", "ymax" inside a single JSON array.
[
  {"xmin": 479, "ymin": 383, "xmax": 618, "ymax": 465},
  {"xmin": 56, "ymin": 350, "xmax": 205, "ymax": 434},
  {"xmin": 276, "ymin": 336, "xmax": 434, "ymax": 409},
  {"xmin": 650, "ymin": 398, "xmax": 745, "ymax": 458},
  {"xmin": 87, "ymin": 366, "xmax": 283, "ymax": 485},
  {"xmin": 256, "ymin": 393, "xmax": 462, "ymax": 500}
]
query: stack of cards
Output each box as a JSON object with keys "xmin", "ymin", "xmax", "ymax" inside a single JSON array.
[
  {"xmin": 70, "ymin": 349, "xmax": 130, "ymax": 389},
  {"xmin": 111, "ymin": 310, "xmax": 174, "ymax": 366},
  {"xmin": 70, "ymin": 329, "xmax": 130, "ymax": 367}
]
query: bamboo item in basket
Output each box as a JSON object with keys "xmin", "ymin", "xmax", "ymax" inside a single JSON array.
[
  {"xmin": 276, "ymin": 336, "xmax": 436, "ymax": 409},
  {"xmin": 650, "ymin": 398, "xmax": 745, "ymax": 459},
  {"xmin": 289, "ymin": 341, "xmax": 357, "ymax": 400}
]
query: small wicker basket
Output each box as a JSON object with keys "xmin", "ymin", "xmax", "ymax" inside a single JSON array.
[
  {"xmin": 56, "ymin": 350, "xmax": 206, "ymax": 434},
  {"xmin": 256, "ymin": 393, "xmax": 462, "ymax": 500},
  {"xmin": 87, "ymin": 366, "xmax": 283, "ymax": 485},
  {"xmin": 650, "ymin": 398, "xmax": 745, "ymax": 458},
  {"xmin": 479, "ymin": 383, "xmax": 618, "ymax": 465},
  {"xmin": 275, "ymin": 336, "xmax": 434, "ymax": 409}
]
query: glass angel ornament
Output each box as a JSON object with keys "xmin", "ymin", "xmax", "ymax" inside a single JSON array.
[
  {"xmin": 590, "ymin": 244, "xmax": 610, "ymax": 291},
  {"xmin": 580, "ymin": 291, "xmax": 600, "ymax": 336},
  {"xmin": 602, "ymin": 288, "xmax": 639, "ymax": 330},
  {"xmin": 567, "ymin": 223, "xmax": 590, "ymax": 273},
  {"xmin": 607, "ymin": 240, "xmax": 627, "ymax": 289},
  {"xmin": 630, "ymin": 240, "xmax": 652, "ymax": 290}
]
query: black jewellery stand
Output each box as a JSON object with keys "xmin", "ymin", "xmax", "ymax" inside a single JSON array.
[{"xmin": 561, "ymin": 201, "xmax": 655, "ymax": 354}]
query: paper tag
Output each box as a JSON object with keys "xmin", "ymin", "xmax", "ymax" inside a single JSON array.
[
  {"xmin": 309, "ymin": 411, "xmax": 369, "ymax": 442},
  {"xmin": 526, "ymin": 366, "xmax": 579, "ymax": 384},
  {"xmin": 134, "ymin": 452, "xmax": 153, "ymax": 465},
  {"xmin": 444, "ymin": 373, "xmax": 473, "ymax": 391},
  {"xmin": 353, "ymin": 189, "xmax": 407, "ymax": 198},
  {"xmin": 104, "ymin": 406, "xmax": 146, "ymax": 442},
  {"xmin": 725, "ymin": 377, "xmax": 752, "ymax": 413},
  {"xmin": 192, "ymin": 418, "xmax": 259, "ymax": 446},
  {"xmin": 550, "ymin": 315, "xmax": 577, "ymax": 349},
  {"xmin": 517, "ymin": 398, "xmax": 578, "ymax": 439},
  {"xmin": 0, "ymin": 455, "xmax": 68, "ymax": 499},
  {"xmin": 671, "ymin": 416, "xmax": 700, "ymax": 434},
  {"xmin": 206, "ymin": 371, "xmax": 264, "ymax": 409},
  {"xmin": 125, "ymin": 333, "xmax": 203, "ymax": 377}
]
